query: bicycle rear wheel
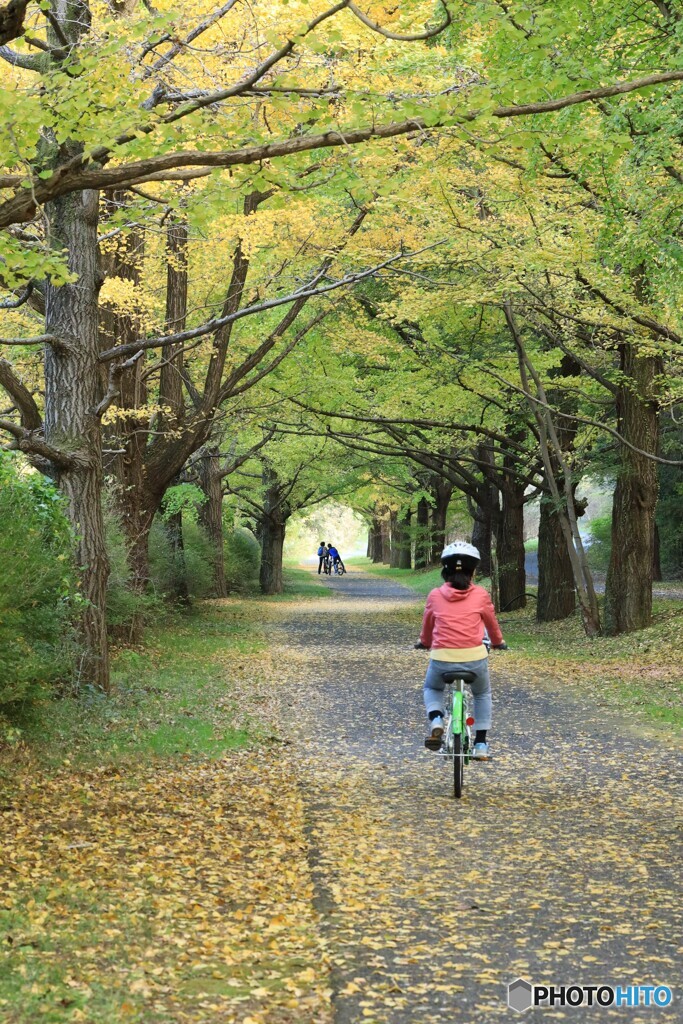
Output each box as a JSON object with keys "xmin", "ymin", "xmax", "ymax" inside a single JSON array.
[{"xmin": 453, "ymin": 731, "xmax": 464, "ymax": 799}]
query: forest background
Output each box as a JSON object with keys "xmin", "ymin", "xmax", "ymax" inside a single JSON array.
[{"xmin": 1, "ymin": 0, "xmax": 683, "ymax": 702}]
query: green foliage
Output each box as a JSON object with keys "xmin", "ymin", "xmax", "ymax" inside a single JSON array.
[
  {"xmin": 223, "ymin": 527, "xmax": 261, "ymax": 593},
  {"xmin": 161, "ymin": 483, "xmax": 207, "ymax": 524},
  {"xmin": 586, "ymin": 515, "xmax": 612, "ymax": 572},
  {"xmin": 104, "ymin": 496, "xmax": 160, "ymax": 634},
  {"xmin": 0, "ymin": 455, "xmax": 78, "ymax": 707},
  {"xmin": 149, "ymin": 519, "xmax": 215, "ymax": 599}
]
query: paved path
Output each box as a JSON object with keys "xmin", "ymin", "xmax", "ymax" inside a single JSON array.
[{"xmin": 273, "ymin": 572, "xmax": 682, "ymax": 1023}]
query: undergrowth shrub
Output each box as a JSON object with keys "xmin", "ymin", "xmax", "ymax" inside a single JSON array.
[
  {"xmin": 149, "ymin": 519, "xmax": 215, "ymax": 599},
  {"xmin": 0, "ymin": 454, "xmax": 78, "ymax": 707},
  {"xmin": 224, "ymin": 527, "xmax": 260, "ymax": 592},
  {"xmin": 104, "ymin": 498, "xmax": 161, "ymax": 640}
]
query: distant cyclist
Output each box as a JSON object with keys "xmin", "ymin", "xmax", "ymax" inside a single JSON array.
[
  {"xmin": 327, "ymin": 544, "xmax": 345, "ymax": 574},
  {"xmin": 415, "ymin": 541, "xmax": 507, "ymax": 760},
  {"xmin": 317, "ymin": 541, "xmax": 328, "ymax": 575}
]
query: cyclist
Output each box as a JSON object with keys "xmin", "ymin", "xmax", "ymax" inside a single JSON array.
[
  {"xmin": 415, "ymin": 541, "xmax": 506, "ymax": 760},
  {"xmin": 317, "ymin": 541, "xmax": 328, "ymax": 575},
  {"xmin": 328, "ymin": 544, "xmax": 344, "ymax": 574}
]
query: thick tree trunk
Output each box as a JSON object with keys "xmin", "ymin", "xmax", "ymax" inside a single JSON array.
[
  {"xmin": 44, "ymin": 187, "xmax": 110, "ymax": 690},
  {"xmin": 604, "ymin": 346, "xmax": 660, "ymax": 634},
  {"xmin": 398, "ymin": 509, "xmax": 412, "ymax": 569},
  {"xmin": 471, "ymin": 445, "xmax": 496, "ymax": 577},
  {"xmin": 537, "ymin": 494, "xmax": 576, "ymax": 621},
  {"xmin": 430, "ymin": 479, "xmax": 453, "ymax": 562},
  {"xmin": 198, "ymin": 448, "xmax": 228, "ymax": 598},
  {"xmin": 259, "ymin": 517, "xmax": 286, "ymax": 595},
  {"xmin": 497, "ymin": 466, "xmax": 526, "ymax": 611},
  {"xmin": 415, "ymin": 497, "xmax": 430, "ymax": 569},
  {"xmin": 259, "ymin": 466, "xmax": 288, "ymax": 595}
]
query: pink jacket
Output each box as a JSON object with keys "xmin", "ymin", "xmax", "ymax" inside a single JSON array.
[{"xmin": 419, "ymin": 583, "xmax": 503, "ymax": 650}]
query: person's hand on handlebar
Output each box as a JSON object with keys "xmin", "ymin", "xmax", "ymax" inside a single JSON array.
[
  {"xmin": 414, "ymin": 640, "xmax": 429, "ymax": 650},
  {"xmin": 492, "ymin": 641, "xmax": 509, "ymax": 650}
]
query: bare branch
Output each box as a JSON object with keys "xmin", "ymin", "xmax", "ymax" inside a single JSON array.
[
  {"xmin": 347, "ymin": 0, "xmax": 451, "ymax": 40},
  {"xmin": 0, "ymin": 356, "xmax": 41, "ymax": 429},
  {"xmin": 0, "ymin": 282, "xmax": 32, "ymax": 308},
  {"xmin": 99, "ymin": 241, "xmax": 445, "ymax": 363},
  {"xmin": 0, "ymin": 42, "xmax": 45, "ymax": 69},
  {"xmin": 0, "ymin": 419, "xmax": 76, "ymax": 467}
]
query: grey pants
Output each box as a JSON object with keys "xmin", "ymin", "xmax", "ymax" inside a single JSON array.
[{"xmin": 423, "ymin": 657, "xmax": 492, "ymax": 730}]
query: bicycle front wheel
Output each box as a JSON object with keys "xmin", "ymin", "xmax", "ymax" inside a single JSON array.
[{"xmin": 453, "ymin": 731, "xmax": 464, "ymax": 799}]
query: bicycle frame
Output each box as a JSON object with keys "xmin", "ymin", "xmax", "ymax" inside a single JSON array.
[
  {"xmin": 438, "ymin": 677, "xmax": 474, "ymax": 798},
  {"xmin": 441, "ymin": 680, "xmax": 473, "ymax": 759}
]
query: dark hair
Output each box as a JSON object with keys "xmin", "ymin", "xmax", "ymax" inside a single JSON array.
[
  {"xmin": 441, "ymin": 555, "xmax": 478, "ymax": 591},
  {"xmin": 320, "ymin": 541, "xmax": 325, "ymax": 546}
]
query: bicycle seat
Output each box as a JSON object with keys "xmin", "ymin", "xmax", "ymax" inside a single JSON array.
[{"xmin": 443, "ymin": 670, "xmax": 476, "ymax": 685}]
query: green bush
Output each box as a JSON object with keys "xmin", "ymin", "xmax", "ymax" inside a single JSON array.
[
  {"xmin": 149, "ymin": 518, "xmax": 216, "ymax": 599},
  {"xmin": 224, "ymin": 527, "xmax": 260, "ymax": 592},
  {"xmin": 586, "ymin": 514, "xmax": 612, "ymax": 571},
  {"xmin": 0, "ymin": 454, "xmax": 78, "ymax": 706}
]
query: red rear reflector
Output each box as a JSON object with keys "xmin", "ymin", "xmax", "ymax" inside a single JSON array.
[{"xmin": 466, "ymin": 716, "xmax": 475, "ymax": 726}]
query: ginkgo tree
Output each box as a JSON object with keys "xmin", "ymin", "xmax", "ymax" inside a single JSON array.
[{"xmin": 2, "ymin": 0, "xmax": 683, "ymax": 688}]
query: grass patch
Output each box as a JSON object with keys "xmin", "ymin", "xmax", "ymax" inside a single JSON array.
[
  {"xmin": 3, "ymin": 603, "xmax": 263, "ymax": 772},
  {"xmin": 498, "ymin": 599, "xmax": 683, "ymax": 731}
]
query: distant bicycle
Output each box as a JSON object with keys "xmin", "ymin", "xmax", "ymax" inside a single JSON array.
[
  {"xmin": 333, "ymin": 560, "xmax": 346, "ymax": 576},
  {"xmin": 323, "ymin": 554, "xmax": 332, "ymax": 575}
]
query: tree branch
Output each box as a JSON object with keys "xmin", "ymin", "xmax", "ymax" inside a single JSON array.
[
  {"xmin": 99, "ymin": 242, "xmax": 444, "ymax": 363},
  {"xmin": 0, "ymin": 356, "xmax": 41, "ymax": 429},
  {"xmin": 347, "ymin": 0, "xmax": 451, "ymax": 40},
  {"xmin": 5, "ymin": 68, "xmax": 683, "ymax": 228}
]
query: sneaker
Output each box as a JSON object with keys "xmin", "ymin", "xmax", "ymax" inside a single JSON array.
[
  {"xmin": 424, "ymin": 717, "xmax": 444, "ymax": 751},
  {"xmin": 472, "ymin": 742, "xmax": 490, "ymax": 761},
  {"xmin": 430, "ymin": 716, "xmax": 444, "ymax": 739}
]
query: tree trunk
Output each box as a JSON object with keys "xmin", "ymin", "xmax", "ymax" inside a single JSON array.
[
  {"xmin": 198, "ymin": 448, "xmax": 228, "ymax": 598},
  {"xmin": 537, "ymin": 493, "xmax": 576, "ymax": 621},
  {"xmin": 430, "ymin": 479, "xmax": 453, "ymax": 562},
  {"xmin": 380, "ymin": 516, "xmax": 391, "ymax": 564},
  {"xmin": 260, "ymin": 517, "xmax": 286, "ymax": 595},
  {"xmin": 369, "ymin": 516, "xmax": 383, "ymax": 562},
  {"xmin": 604, "ymin": 345, "xmax": 660, "ymax": 634},
  {"xmin": 497, "ymin": 466, "xmax": 526, "ymax": 611},
  {"xmin": 389, "ymin": 510, "xmax": 401, "ymax": 568},
  {"xmin": 44, "ymin": 187, "xmax": 110, "ymax": 690},
  {"xmin": 259, "ymin": 466, "xmax": 287, "ymax": 595},
  {"xmin": 415, "ymin": 497, "xmax": 430, "ymax": 569},
  {"xmin": 471, "ymin": 444, "xmax": 497, "ymax": 577},
  {"xmin": 166, "ymin": 508, "xmax": 190, "ymax": 604},
  {"xmin": 398, "ymin": 509, "xmax": 412, "ymax": 569}
]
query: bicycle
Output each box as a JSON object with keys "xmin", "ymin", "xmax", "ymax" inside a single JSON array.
[
  {"xmin": 333, "ymin": 560, "xmax": 346, "ymax": 576},
  {"xmin": 437, "ymin": 670, "xmax": 477, "ymax": 799}
]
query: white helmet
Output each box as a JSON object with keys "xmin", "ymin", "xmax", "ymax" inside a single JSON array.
[{"xmin": 441, "ymin": 541, "xmax": 481, "ymax": 562}]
